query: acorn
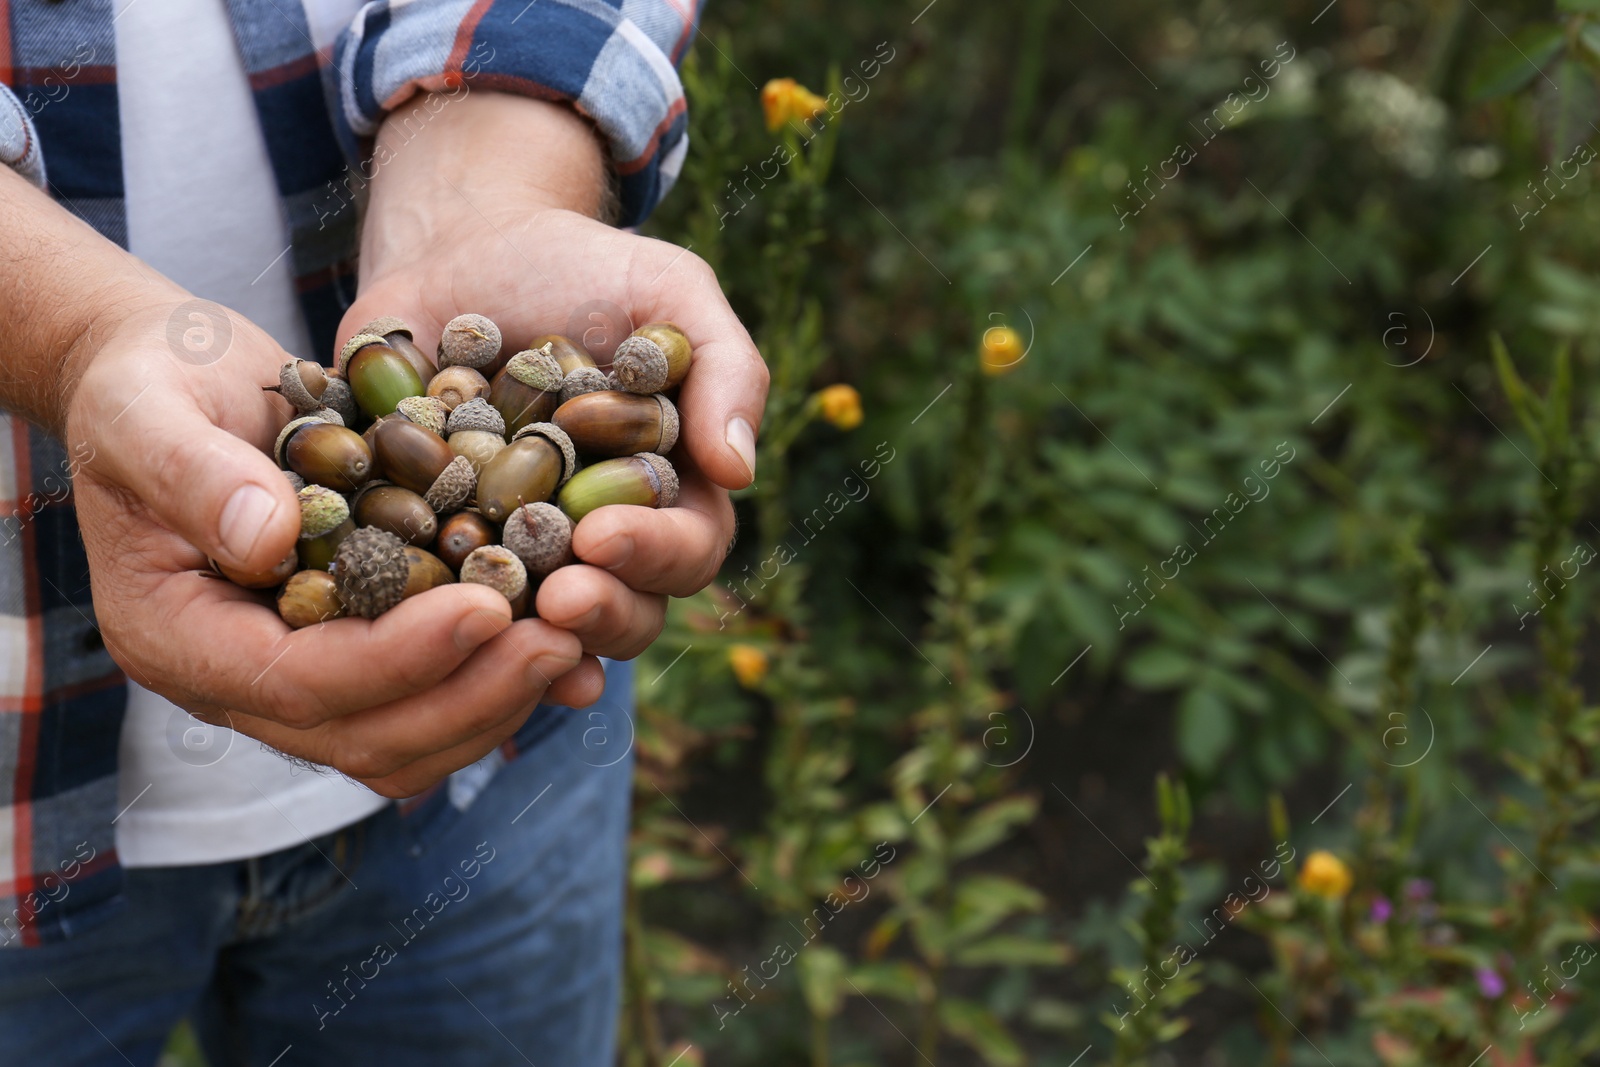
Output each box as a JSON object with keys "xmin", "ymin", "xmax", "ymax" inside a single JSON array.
[
  {"xmin": 437, "ymin": 313, "xmax": 501, "ymax": 370},
  {"xmin": 424, "ymin": 456, "xmax": 477, "ymax": 514},
  {"xmin": 401, "ymin": 546, "xmax": 456, "ymax": 598},
  {"xmin": 395, "ymin": 395, "xmax": 450, "ymax": 435},
  {"xmin": 475, "ymin": 423, "xmax": 576, "ymax": 523},
  {"xmin": 447, "ymin": 398, "xmax": 508, "ymax": 474},
  {"xmin": 320, "ymin": 376, "xmax": 358, "ymax": 425},
  {"xmin": 370, "ymin": 417, "xmax": 455, "ymax": 497},
  {"xmin": 360, "ymin": 316, "xmax": 435, "ymax": 380},
  {"xmin": 559, "ymin": 366, "xmax": 610, "ymax": 405},
  {"xmin": 460, "ymin": 545, "xmax": 528, "ymax": 616},
  {"xmin": 352, "ymin": 483, "xmax": 437, "ymax": 547},
  {"xmin": 427, "ymin": 365, "xmax": 491, "ymax": 411},
  {"xmin": 329, "ymin": 526, "xmax": 410, "ymax": 618},
  {"xmin": 212, "ymin": 549, "xmax": 298, "ymax": 590},
  {"xmin": 277, "ymin": 569, "xmax": 345, "ymax": 629},
  {"xmin": 557, "ymin": 453, "xmax": 679, "ymax": 522},
  {"xmin": 298, "ymin": 518, "xmax": 355, "ymax": 571},
  {"xmin": 277, "ymin": 419, "xmax": 373, "ymax": 493},
  {"xmin": 343, "ymin": 337, "xmax": 426, "ymax": 420},
  {"xmin": 277, "ymin": 359, "xmax": 328, "ymax": 413},
  {"xmin": 534, "ymin": 334, "xmax": 598, "ymax": 376},
  {"xmin": 298, "ymin": 485, "xmax": 350, "ymax": 539},
  {"xmin": 488, "ymin": 346, "xmax": 563, "ymax": 435},
  {"xmin": 436, "ymin": 510, "xmax": 497, "ymax": 573},
  {"xmin": 502, "ymin": 501, "xmax": 574, "ymax": 578},
  {"xmin": 612, "ymin": 322, "xmax": 692, "ymax": 394},
  {"xmin": 552, "ymin": 391, "xmax": 678, "ymax": 457}
]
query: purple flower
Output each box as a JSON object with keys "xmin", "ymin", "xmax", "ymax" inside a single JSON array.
[
  {"xmin": 1369, "ymin": 896, "xmax": 1393, "ymax": 923},
  {"xmin": 1403, "ymin": 878, "xmax": 1434, "ymax": 901},
  {"xmin": 1475, "ymin": 967, "xmax": 1506, "ymax": 999}
]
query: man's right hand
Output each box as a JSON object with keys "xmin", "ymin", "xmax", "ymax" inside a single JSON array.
[{"xmin": 2, "ymin": 168, "xmax": 595, "ymax": 799}]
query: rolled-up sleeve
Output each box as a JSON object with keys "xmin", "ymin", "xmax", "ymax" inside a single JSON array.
[
  {"xmin": 0, "ymin": 85, "xmax": 47, "ymax": 188},
  {"xmin": 333, "ymin": 0, "xmax": 698, "ymax": 227}
]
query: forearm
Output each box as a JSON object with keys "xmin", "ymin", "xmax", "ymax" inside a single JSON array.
[
  {"xmin": 0, "ymin": 166, "xmax": 179, "ymax": 433},
  {"xmin": 359, "ymin": 92, "xmax": 610, "ymax": 283}
]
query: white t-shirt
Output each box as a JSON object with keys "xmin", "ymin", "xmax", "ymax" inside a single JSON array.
[{"xmin": 112, "ymin": 0, "xmax": 388, "ymax": 866}]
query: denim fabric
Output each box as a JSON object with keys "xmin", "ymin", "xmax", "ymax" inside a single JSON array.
[{"xmin": 0, "ymin": 667, "xmax": 635, "ymax": 1067}]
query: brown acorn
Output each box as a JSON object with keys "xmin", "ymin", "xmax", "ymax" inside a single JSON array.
[
  {"xmin": 611, "ymin": 322, "xmax": 692, "ymax": 394},
  {"xmin": 427, "ymin": 365, "xmax": 491, "ymax": 411},
  {"xmin": 558, "ymin": 366, "xmax": 610, "ymax": 405},
  {"xmin": 446, "ymin": 398, "xmax": 509, "ymax": 474},
  {"xmin": 552, "ymin": 391, "xmax": 678, "ymax": 457},
  {"xmin": 474, "ymin": 424, "xmax": 576, "ymax": 523},
  {"xmin": 277, "ymin": 359, "xmax": 329, "ymax": 413},
  {"xmin": 401, "ymin": 546, "xmax": 456, "ymax": 598},
  {"xmin": 534, "ymin": 334, "xmax": 598, "ymax": 376},
  {"xmin": 371, "ymin": 417, "xmax": 455, "ymax": 496},
  {"xmin": 503, "ymin": 501, "xmax": 575, "ymax": 578},
  {"xmin": 557, "ymin": 453, "xmax": 679, "ymax": 522},
  {"xmin": 353, "ymin": 483, "xmax": 437, "ymax": 547},
  {"xmin": 437, "ymin": 313, "xmax": 502, "ymax": 370},
  {"xmin": 460, "ymin": 545, "xmax": 529, "ymax": 617},
  {"xmin": 278, "ymin": 420, "xmax": 373, "ymax": 493},
  {"xmin": 298, "ymin": 517, "xmax": 355, "ymax": 571},
  {"xmin": 360, "ymin": 316, "xmax": 436, "ymax": 381},
  {"xmin": 329, "ymin": 527, "xmax": 410, "ymax": 618},
  {"xmin": 278, "ymin": 570, "xmax": 345, "ymax": 629},
  {"xmin": 436, "ymin": 510, "xmax": 497, "ymax": 573},
  {"xmin": 489, "ymin": 346, "xmax": 563, "ymax": 435},
  {"xmin": 212, "ymin": 549, "xmax": 298, "ymax": 590}
]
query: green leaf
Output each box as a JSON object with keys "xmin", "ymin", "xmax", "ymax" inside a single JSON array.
[
  {"xmin": 847, "ymin": 961, "xmax": 928, "ymax": 1005},
  {"xmin": 940, "ymin": 998, "xmax": 1025, "ymax": 1067},
  {"xmin": 951, "ymin": 795, "xmax": 1039, "ymax": 860},
  {"xmin": 953, "ymin": 934, "xmax": 1072, "ymax": 966},
  {"xmin": 1469, "ymin": 24, "xmax": 1564, "ymax": 100},
  {"xmin": 948, "ymin": 875, "xmax": 1046, "ymax": 945},
  {"xmin": 796, "ymin": 945, "xmax": 848, "ymax": 1019},
  {"xmin": 1125, "ymin": 645, "xmax": 1195, "ymax": 689},
  {"xmin": 1581, "ymin": 21, "xmax": 1600, "ymax": 60},
  {"xmin": 1177, "ymin": 687, "xmax": 1235, "ymax": 773},
  {"xmin": 1560, "ymin": 0, "xmax": 1600, "ymax": 13}
]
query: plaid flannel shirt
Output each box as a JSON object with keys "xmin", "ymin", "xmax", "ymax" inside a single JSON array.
[{"xmin": 0, "ymin": 0, "xmax": 695, "ymax": 948}]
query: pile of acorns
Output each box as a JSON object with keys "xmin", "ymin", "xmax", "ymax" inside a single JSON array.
[{"xmin": 218, "ymin": 313, "xmax": 689, "ymax": 628}]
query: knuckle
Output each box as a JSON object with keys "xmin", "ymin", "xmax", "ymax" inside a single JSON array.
[{"xmin": 336, "ymin": 744, "xmax": 399, "ymax": 782}]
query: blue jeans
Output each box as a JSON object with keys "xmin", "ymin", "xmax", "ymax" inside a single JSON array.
[{"xmin": 0, "ymin": 671, "xmax": 634, "ymax": 1067}]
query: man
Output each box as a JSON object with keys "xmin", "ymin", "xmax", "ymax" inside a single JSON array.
[{"xmin": 0, "ymin": 1, "xmax": 766, "ymax": 1063}]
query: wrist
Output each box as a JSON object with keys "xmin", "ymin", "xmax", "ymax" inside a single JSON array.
[{"xmin": 360, "ymin": 92, "xmax": 611, "ymax": 281}]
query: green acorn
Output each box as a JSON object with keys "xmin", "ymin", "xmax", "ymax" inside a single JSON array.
[
  {"xmin": 343, "ymin": 335, "xmax": 426, "ymax": 420},
  {"xmin": 557, "ymin": 452, "xmax": 679, "ymax": 522}
]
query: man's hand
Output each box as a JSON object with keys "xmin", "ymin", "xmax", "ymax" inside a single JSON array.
[
  {"xmin": 341, "ymin": 91, "xmax": 769, "ymax": 663},
  {"xmin": 0, "ymin": 167, "xmax": 594, "ymax": 799}
]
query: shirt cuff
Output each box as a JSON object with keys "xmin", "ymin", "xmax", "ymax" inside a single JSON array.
[
  {"xmin": 332, "ymin": 1, "xmax": 696, "ymax": 227},
  {"xmin": 0, "ymin": 85, "xmax": 47, "ymax": 189}
]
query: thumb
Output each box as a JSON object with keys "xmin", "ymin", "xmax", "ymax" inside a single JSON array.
[{"xmin": 92, "ymin": 394, "xmax": 300, "ymax": 575}]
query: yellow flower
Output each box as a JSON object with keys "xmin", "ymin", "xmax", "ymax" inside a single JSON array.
[
  {"xmin": 728, "ymin": 644, "xmax": 769, "ymax": 689},
  {"xmin": 816, "ymin": 384, "xmax": 863, "ymax": 430},
  {"xmin": 1298, "ymin": 850, "xmax": 1353, "ymax": 899},
  {"xmin": 980, "ymin": 326, "xmax": 1026, "ymax": 376},
  {"xmin": 761, "ymin": 77, "xmax": 829, "ymax": 133}
]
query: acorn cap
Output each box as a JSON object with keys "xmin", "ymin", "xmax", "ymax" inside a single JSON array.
[
  {"xmin": 655, "ymin": 394, "xmax": 680, "ymax": 454},
  {"xmin": 307, "ymin": 407, "xmax": 345, "ymax": 427},
  {"xmin": 636, "ymin": 452, "xmax": 680, "ymax": 508},
  {"xmin": 330, "ymin": 526, "xmax": 409, "ymax": 618},
  {"xmin": 321, "ymin": 377, "xmax": 358, "ymax": 424},
  {"xmin": 395, "ymin": 394, "xmax": 449, "ymax": 435},
  {"xmin": 275, "ymin": 416, "xmax": 324, "ymax": 467},
  {"xmin": 505, "ymin": 345, "xmax": 564, "ymax": 392},
  {"xmin": 424, "ymin": 454, "xmax": 477, "ymax": 513},
  {"xmin": 611, "ymin": 335, "xmax": 668, "ymax": 394},
  {"xmin": 512, "ymin": 422, "xmax": 578, "ymax": 486},
  {"xmin": 337, "ymin": 333, "xmax": 389, "ymax": 375},
  {"xmin": 361, "ymin": 316, "xmax": 413, "ymax": 340},
  {"xmin": 278, "ymin": 359, "xmax": 327, "ymax": 413},
  {"xmin": 298, "ymin": 485, "xmax": 351, "ymax": 539},
  {"xmin": 502, "ymin": 502, "xmax": 574, "ymax": 577},
  {"xmin": 437, "ymin": 313, "xmax": 502, "ymax": 369},
  {"xmin": 460, "ymin": 545, "xmax": 528, "ymax": 602},
  {"xmin": 446, "ymin": 397, "xmax": 506, "ymax": 436},
  {"xmin": 282, "ymin": 469, "xmax": 307, "ymax": 493},
  {"xmin": 559, "ymin": 366, "xmax": 610, "ymax": 405}
]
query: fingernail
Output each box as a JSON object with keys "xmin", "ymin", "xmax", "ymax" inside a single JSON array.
[
  {"xmin": 529, "ymin": 651, "xmax": 580, "ymax": 687},
  {"xmin": 219, "ymin": 484, "xmax": 279, "ymax": 564},
  {"xmin": 591, "ymin": 533, "xmax": 634, "ymax": 571},
  {"xmin": 726, "ymin": 417, "xmax": 757, "ymax": 481},
  {"xmin": 453, "ymin": 608, "xmax": 509, "ymax": 652}
]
